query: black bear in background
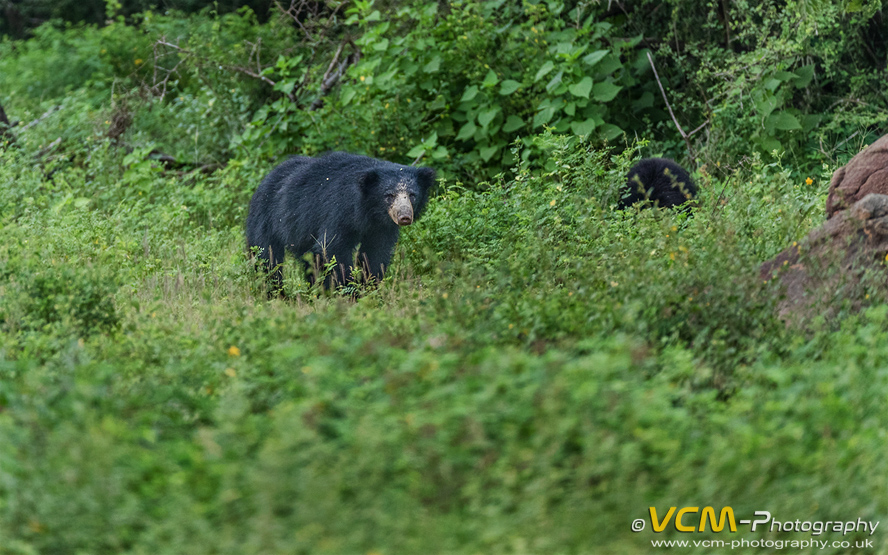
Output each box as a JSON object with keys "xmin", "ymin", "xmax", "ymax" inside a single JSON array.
[
  {"xmin": 618, "ymin": 157, "xmax": 697, "ymax": 209},
  {"xmin": 246, "ymin": 151, "xmax": 436, "ymax": 290}
]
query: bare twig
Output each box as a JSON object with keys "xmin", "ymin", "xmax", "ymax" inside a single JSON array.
[
  {"xmin": 178, "ymin": 163, "xmax": 225, "ymax": 178},
  {"xmin": 320, "ymin": 41, "xmax": 345, "ymax": 86},
  {"xmin": 244, "ymin": 38, "xmax": 278, "ymax": 90},
  {"xmin": 647, "ymin": 51, "xmax": 706, "ymax": 163},
  {"xmin": 155, "ymin": 39, "xmax": 193, "ymax": 55},
  {"xmin": 154, "ymin": 38, "xmax": 296, "ymax": 101},
  {"xmin": 274, "ymin": 0, "xmax": 348, "ymax": 45},
  {"xmin": 721, "ymin": 0, "xmax": 731, "ymax": 48},
  {"xmin": 711, "ymin": 174, "xmax": 733, "ymax": 217},
  {"xmin": 231, "ymin": 65, "xmax": 283, "ymax": 93},
  {"xmin": 275, "ymin": 0, "xmax": 316, "ymax": 42},
  {"xmin": 308, "ymin": 50, "xmax": 359, "ymax": 111},
  {"xmin": 687, "ymin": 119, "xmax": 710, "ymax": 138},
  {"xmin": 152, "ymin": 39, "xmax": 190, "ymax": 99},
  {"xmin": 19, "ymin": 105, "xmax": 61, "ymax": 132},
  {"xmin": 36, "ymin": 137, "xmax": 62, "ymax": 159},
  {"xmin": 151, "ymin": 6, "xmax": 356, "ymax": 113},
  {"xmin": 829, "ymin": 130, "xmax": 861, "ymax": 156}
]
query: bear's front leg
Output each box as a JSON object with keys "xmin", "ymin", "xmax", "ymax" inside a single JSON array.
[{"xmin": 357, "ymin": 239, "xmax": 397, "ymax": 284}]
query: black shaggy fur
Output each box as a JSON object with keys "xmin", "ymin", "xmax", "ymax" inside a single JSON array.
[
  {"xmin": 619, "ymin": 157, "xmax": 697, "ymax": 209},
  {"xmin": 246, "ymin": 151, "xmax": 436, "ymax": 289}
]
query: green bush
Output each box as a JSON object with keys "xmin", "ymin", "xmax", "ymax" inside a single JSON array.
[{"xmin": 1, "ymin": 4, "xmax": 887, "ymax": 554}]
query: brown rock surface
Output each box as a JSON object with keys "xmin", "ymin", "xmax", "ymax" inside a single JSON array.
[
  {"xmin": 762, "ymin": 194, "xmax": 888, "ymax": 322},
  {"xmin": 826, "ymin": 134, "xmax": 888, "ymax": 218}
]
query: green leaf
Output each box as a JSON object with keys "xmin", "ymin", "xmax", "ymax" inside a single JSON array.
[
  {"xmin": 594, "ymin": 55, "xmax": 622, "ymax": 76},
  {"xmin": 554, "ymin": 41, "xmax": 573, "ymax": 55},
  {"xmin": 340, "ymin": 88, "xmax": 357, "ymax": 106},
  {"xmin": 792, "ymin": 64, "xmax": 815, "ymax": 88},
  {"xmin": 499, "ymin": 80, "xmax": 521, "ymax": 95},
  {"xmin": 568, "ymin": 76, "xmax": 593, "ymax": 98},
  {"xmin": 770, "ymin": 111, "xmax": 802, "ymax": 131},
  {"xmin": 456, "ymin": 121, "xmax": 477, "ymax": 141},
  {"xmin": 763, "ymin": 78, "xmax": 781, "ymax": 91},
  {"xmin": 435, "ymin": 117, "xmax": 454, "ymax": 137},
  {"xmin": 478, "ymin": 107, "xmax": 500, "ymax": 128},
  {"xmin": 633, "ymin": 91, "xmax": 654, "ymax": 109},
  {"xmin": 570, "ymin": 118, "xmax": 597, "ymax": 136},
  {"xmin": 545, "ymin": 70, "xmax": 564, "ymax": 93},
  {"xmin": 275, "ymin": 79, "xmax": 297, "ymax": 93},
  {"xmin": 461, "ymin": 85, "xmax": 479, "ymax": 102},
  {"xmin": 582, "ymin": 50, "xmax": 608, "ymax": 67},
  {"xmin": 801, "ymin": 114, "xmax": 822, "ymax": 132},
  {"xmin": 592, "ymin": 82, "xmax": 622, "ymax": 102},
  {"xmin": 376, "ymin": 68, "xmax": 396, "ymax": 88},
  {"xmin": 482, "ymin": 69, "xmax": 499, "ymax": 88},
  {"xmin": 479, "ymin": 144, "xmax": 499, "ymax": 162},
  {"xmin": 758, "ymin": 135, "xmax": 782, "ymax": 153},
  {"xmin": 597, "ymin": 123, "xmax": 623, "ymax": 140},
  {"xmin": 533, "ymin": 107, "xmax": 556, "ymax": 128},
  {"xmin": 427, "ymin": 96, "xmax": 446, "ymax": 111},
  {"xmin": 406, "ymin": 144, "xmax": 426, "ymax": 158},
  {"xmin": 503, "ymin": 115, "xmax": 524, "ymax": 133},
  {"xmin": 773, "ymin": 71, "xmax": 797, "ymax": 82},
  {"xmin": 372, "ymin": 38, "xmax": 389, "ymax": 52},
  {"xmin": 423, "ymin": 56, "xmax": 441, "ymax": 73},
  {"xmin": 431, "ymin": 146, "xmax": 449, "ymax": 160},
  {"xmin": 534, "ymin": 61, "xmax": 555, "ymax": 82},
  {"xmin": 755, "ymin": 95, "xmax": 778, "ymax": 118},
  {"xmin": 403, "ymin": 63, "xmax": 419, "ymax": 76}
]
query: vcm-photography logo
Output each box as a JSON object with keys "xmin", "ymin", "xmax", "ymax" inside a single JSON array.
[{"xmin": 631, "ymin": 507, "xmax": 880, "ymax": 536}]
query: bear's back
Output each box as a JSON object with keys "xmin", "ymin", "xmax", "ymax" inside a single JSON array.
[
  {"xmin": 296, "ymin": 152, "xmax": 409, "ymax": 187},
  {"xmin": 621, "ymin": 157, "xmax": 696, "ymax": 208}
]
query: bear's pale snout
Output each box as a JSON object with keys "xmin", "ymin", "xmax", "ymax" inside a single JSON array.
[{"xmin": 388, "ymin": 192, "xmax": 415, "ymax": 226}]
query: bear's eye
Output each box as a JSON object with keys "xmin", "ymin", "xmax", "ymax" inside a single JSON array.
[{"xmin": 409, "ymin": 193, "xmax": 416, "ymax": 201}]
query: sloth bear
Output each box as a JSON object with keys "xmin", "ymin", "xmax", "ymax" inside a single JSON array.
[
  {"xmin": 619, "ymin": 157, "xmax": 697, "ymax": 209},
  {"xmin": 246, "ymin": 152, "xmax": 436, "ymax": 290}
]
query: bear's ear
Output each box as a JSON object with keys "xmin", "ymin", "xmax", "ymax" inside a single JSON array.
[
  {"xmin": 416, "ymin": 167, "xmax": 436, "ymax": 192},
  {"xmin": 360, "ymin": 169, "xmax": 380, "ymax": 194}
]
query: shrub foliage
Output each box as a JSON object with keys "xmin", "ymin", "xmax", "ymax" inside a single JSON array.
[{"xmin": 0, "ymin": 2, "xmax": 886, "ymax": 553}]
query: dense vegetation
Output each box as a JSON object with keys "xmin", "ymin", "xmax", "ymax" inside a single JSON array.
[{"xmin": 1, "ymin": 1, "xmax": 887, "ymax": 553}]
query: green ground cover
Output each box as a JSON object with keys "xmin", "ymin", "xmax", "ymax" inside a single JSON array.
[{"xmin": 1, "ymin": 2, "xmax": 887, "ymax": 553}]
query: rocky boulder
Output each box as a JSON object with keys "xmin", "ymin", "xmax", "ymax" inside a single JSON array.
[
  {"xmin": 761, "ymin": 194, "xmax": 888, "ymax": 322},
  {"xmin": 826, "ymin": 134, "xmax": 888, "ymax": 218}
]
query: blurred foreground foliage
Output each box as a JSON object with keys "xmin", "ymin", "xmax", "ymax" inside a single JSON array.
[{"xmin": 0, "ymin": 1, "xmax": 887, "ymax": 553}]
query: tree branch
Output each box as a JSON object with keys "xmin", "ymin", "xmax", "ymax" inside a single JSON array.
[
  {"xmin": 647, "ymin": 51, "xmax": 705, "ymax": 163},
  {"xmin": 308, "ymin": 49, "xmax": 359, "ymax": 111},
  {"xmin": 19, "ymin": 105, "xmax": 61, "ymax": 132}
]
